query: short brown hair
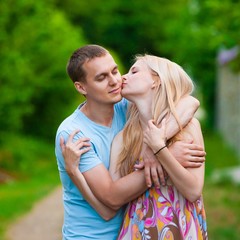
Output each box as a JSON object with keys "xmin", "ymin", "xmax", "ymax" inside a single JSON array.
[{"xmin": 66, "ymin": 44, "xmax": 108, "ymax": 83}]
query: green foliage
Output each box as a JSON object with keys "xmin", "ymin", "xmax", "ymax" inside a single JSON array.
[
  {"xmin": 0, "ymin": 133, "xmax": 57, "ymax": 176},
  {"xmin": 0, "ymin": 0, "xmax": 86, "ymax": 139},
  {"xmin": 55, "ymin": 0, "xmax": 172, "ymax": 67},
  {"xmin": 56, "ymin": 0, "xmax": 240, "ymax": 128},
  {"xmin": 203, "ymin": 131, "xmax": 239, "ymax": 178},
  {"xmin": 161, "ymin": 0, "xmax": 240, "ymax": 128},
  {"xmin": 1, "ymin": 0, "xmax": 239, "ymax": 138}
]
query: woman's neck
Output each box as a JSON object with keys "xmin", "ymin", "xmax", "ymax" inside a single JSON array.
[{"xmin": 134, "ymin": 97, "xmax": 153, "ymax": 130}]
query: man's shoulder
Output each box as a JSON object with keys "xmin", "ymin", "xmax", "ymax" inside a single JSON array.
[{"xmin": 56, "ymin": 108, "xmax": 82, "ymax": 136}]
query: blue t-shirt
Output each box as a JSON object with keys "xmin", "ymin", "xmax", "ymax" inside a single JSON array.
[{"xmin": 55, "ymin": 99, "xmax": 128, "ymax": 240}]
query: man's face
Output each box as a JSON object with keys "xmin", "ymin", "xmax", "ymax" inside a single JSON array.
[{"xmin": 81, "ymin": 53, "xmax": 123, "ymax": 105}]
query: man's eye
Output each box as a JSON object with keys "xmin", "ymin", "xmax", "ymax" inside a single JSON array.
[
  {"xmin": 112, "ymin": 69, "xmax": 119, "ymax": 75},
  {"xmin": 98, "ymin": 75, "xmax": 105, "ymax": 81}
]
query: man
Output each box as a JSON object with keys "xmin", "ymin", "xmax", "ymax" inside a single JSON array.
[{"xmin": 55, "ymin": 44, "xmax": 204, "ymax": 239}]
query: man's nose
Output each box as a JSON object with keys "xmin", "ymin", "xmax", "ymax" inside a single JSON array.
[{"xmin": 109, "ymin": 75, "xmax": 119, "ymax": 85}]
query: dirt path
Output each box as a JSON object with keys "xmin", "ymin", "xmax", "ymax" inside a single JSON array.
[{"xmin": 5, "ymin": 186, "xmax": 63, "ymax": 240}]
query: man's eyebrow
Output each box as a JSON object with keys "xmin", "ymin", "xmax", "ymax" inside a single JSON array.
[{"xmin": 112, "ymin": 65, "xmax": 118, "ymax": 70}]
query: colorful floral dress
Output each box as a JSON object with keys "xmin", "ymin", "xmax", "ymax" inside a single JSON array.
[{"xmin": 118, "ymin": 179, "xmax": 208, "ymax": 240}]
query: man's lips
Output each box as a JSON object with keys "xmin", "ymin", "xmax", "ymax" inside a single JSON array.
[{"xmin": 109, "ymin": 87, "xmax": 121, "ymax": 94}]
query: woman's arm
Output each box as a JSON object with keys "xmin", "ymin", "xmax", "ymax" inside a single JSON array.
[
  {"xmin": 60, "ymin": 134, "xmax": 117, "ymax": 220},
  {"xmin": 143, "ymin": 96, "xmax": 202, "ymax": 187},
  {"xmin": 69, "ymin": 168, "xmax": 118, "ymax": 220},
  {"xmin": 165, "ymin": 95, "xmax": 199, "ymax": 139},
  {"xmin": 82, "ymin": 132, "xmax": 148, "ymax": 209},
  {"xmin": 61, "ymin": 130, "xmax": 148, "ymax": 217},
  {"xmin": 144, "ymin": 118, "xmax": 205, "ymax": 202}
]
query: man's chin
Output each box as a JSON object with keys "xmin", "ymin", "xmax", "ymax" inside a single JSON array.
[
  {"xmin": 114, "ymin": 95, "xmax": 123, "ymax": 103},
  {"xmin": 121, "ymin": 91, "xmax": 127, "ymax": 98}
]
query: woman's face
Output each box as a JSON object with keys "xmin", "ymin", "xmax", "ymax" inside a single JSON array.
[{"xmin": 121, "ymin": 59, "xmax": 154, "ymax": 100}]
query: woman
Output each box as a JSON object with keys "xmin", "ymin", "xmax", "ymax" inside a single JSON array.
[
  {"xmin": 114, "ymin": 55, "xmax": 207, "ymax": 239},
  {"xmin": 61, "ymin": 55, "xmax": 207, "ymax": 239}
]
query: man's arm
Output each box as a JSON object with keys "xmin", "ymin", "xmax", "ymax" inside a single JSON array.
[{"xmin": 168, "ymin": 140, "xmax": 205, "ymax": 168}]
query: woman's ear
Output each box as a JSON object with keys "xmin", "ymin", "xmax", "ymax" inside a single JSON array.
[
  {"xmin": 74, "ymin": 82, "xmax": 87, "ymax": 95},
  {"xmin": 152, "ymin": 81, "xmax": 156, "ymax": 89},
  {"xmin": 152, "ymin": 76, "xmax": 160, "ymax": 89}
]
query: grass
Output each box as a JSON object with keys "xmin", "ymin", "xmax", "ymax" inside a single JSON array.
[
  {"xmin": 204, "ymin": 181, "xmax": 240, "ymax": 239},
  {"xmin": 0, "ymin": 130, "xmax": 239, "ymax": 239},
  {"xmin": 203, "ymin": 130, "xmax": 240, "ymax": 239},
  {"xmin": 0, "ymin": 134, "xmax": 60, "ymax": 238}
]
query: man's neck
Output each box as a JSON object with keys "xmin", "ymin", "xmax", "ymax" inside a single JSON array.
[{"xmin": 80, "ymin": 101, "xmax": 114, "ymax": 127}]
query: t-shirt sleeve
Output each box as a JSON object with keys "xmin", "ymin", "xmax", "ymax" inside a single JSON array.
[{"xmin": 55, "ymin": 130, "xmax": 102, "ymax": 174}]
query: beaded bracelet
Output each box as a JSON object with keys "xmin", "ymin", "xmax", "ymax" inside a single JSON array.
[{"xmin": 154, "ymin": 145, "xmax": 167, "ymax": 155}]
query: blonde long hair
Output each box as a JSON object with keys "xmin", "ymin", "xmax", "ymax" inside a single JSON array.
[{"xmin": 117, "ymin": 55, "xmax": 194, "ymax": 177}]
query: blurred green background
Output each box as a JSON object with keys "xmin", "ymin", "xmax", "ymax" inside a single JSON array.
[{"xmin": 0, "ymin": 0, "xmax": 239, "ymax": 239}]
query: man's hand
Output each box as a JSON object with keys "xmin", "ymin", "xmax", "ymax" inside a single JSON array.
[
  {"xmin": 142, "ymin": 147, "xmax": 167, "ymax": 188},
  {"xmin": 168, "ymin": 140, "xmax": 206, "ymax": 168},
  {"xmin": 60, "ymin": 130, "xmax": 91, "ymax": 175}
]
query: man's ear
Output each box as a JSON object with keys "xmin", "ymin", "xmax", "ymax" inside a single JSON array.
[{"xmin": 74, "ymin": 82, "xmax": 87, "ymax": 95}]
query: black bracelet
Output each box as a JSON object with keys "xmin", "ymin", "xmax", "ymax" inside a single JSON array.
[{"xmin": 154, "ymin": 145, "xmax": 167, "ymax": 155}]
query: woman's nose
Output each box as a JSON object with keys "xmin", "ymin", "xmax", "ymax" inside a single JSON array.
[{"xmin": 122, "ymin": 74, "xmax": 127, "ymax": 82}]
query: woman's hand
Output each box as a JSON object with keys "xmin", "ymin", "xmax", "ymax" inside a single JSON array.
[
  {"xmin": 60, "ymin": 129, "xmax": 91, "ymax": 176},
  {"xmin": 141, "ymin": 147, "xmax": 167, "ymax": 188},
  {"xmin": 143, "ymin": 119, "xmax": 167, "ymax": 154}
]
